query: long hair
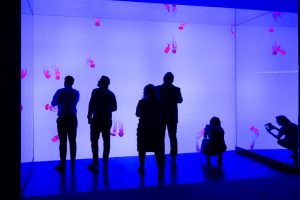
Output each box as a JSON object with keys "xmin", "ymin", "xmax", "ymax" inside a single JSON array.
[{"xmin": 143, "ymin": 84, "xmax": 157, "ymax": 100}]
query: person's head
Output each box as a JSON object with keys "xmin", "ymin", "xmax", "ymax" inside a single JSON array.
[
  {"xmin": 64, "ymin": 75, "xmax": 74, "ymax": 87},
  {"xmin": 276, "ymin": 115, "xmax": 291, "ymax": 126},
  {"xmin": 97, "ymin": 75, "xmax": 110, "ymax": 88},
  {"xmin": 143, "ymin": 84, "xmax": 157, "ymax": 100},
  {"xmin": 163, "ymin": 72, "xmax": 174, "ymax": 84},
  {"xmin": 210, "ymin": 116, "xmax": 221, "ymax": 127}
]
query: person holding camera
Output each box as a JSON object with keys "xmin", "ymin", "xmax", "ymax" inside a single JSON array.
[{"xmin": 265, "ymin": 115, "xmax": 298, "ymax": 165}]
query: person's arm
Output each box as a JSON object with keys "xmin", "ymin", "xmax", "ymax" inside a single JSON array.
[
  {"xmin": 51, "ymin": 90, "xmax": 60, "ymax": 107},
  {"xmin": 266, "ymin": 124, "xmax": 281, "ymax": 139},
  {"xmin": 87, "ymin": 90, "xmax": 95, "ymax": 124},
  {"xmin": 136, "ymin": 101, "xmax": 141, "ymax": 117},
  {"xmin": 177, "ymin": 88, "xmax": 183, "ymax": 103},
  {"xmin": 111, "ymin": 93, "xmax": 117, "ymax": 112},
  {"xmin": 204, "ymin": 125, "xmax": 209, "ymax": 139}
]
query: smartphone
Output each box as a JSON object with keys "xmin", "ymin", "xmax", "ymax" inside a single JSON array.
[{"xmin": 265, "ymin": 123, "xmax": 272, "ymax": 130}]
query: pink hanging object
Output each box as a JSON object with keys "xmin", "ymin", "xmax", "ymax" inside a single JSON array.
[
  {"xmin": 164, "ymin": 43, "xmax": 170, "ymax": 53},
  {"xmin": 95, "ymin": 18, "xmax": 101, "ymax": 26},
  {"xmin": 272, "ymin": 11, "xmax": 282, "ymax": 21},
  {"xmin": 52, "ymin": 135, "xmax": 59, "ymax": 142},
  {"xmin": 172, "ymin": 4, "xmax": 177, "ymax": 16},
  {"xmin": 118, "ymin": 121, "xmax": 124, "ymax": 137},
  {"xmin": 178, "ymin": 22, "xmax": 187, "ymax": 30},
  {"xmin": 250, "ymin": 125, "xmax": 259, "ymax": 136},
  {"xmin": 21, "ymin": 69, "xmax": 27, "ymax": 79},
  {"xmin": 272, "ymin": 42, "xmax": 286, "ymax": 56},
  {"xmin": 268, "ymin": 25, "xmax": 274, "ymax": 32},
  {"xmin": 54, "ymin": 68, "xmax": 60, "ymax": 80},
  {"xmin": 44, "ymin": 68, "xmax": 51, "ymax": 79},
  {"xmin": 249, "ymin": 125, "xmax": 259, "ymax": 150},
  {"xmin": 87, "ymin": 58, "xmax": 95, "ymax": 68},
  {"xmin": 172, "ymin": 40, "xmax": 177, "ymax": 54},
  {"xmin": 45, "ymin": 103, "xmax": 58, "ymax": 112},
  {"xmin": 164, "ymin": 4, "xmax": 170, "ymax": 12},
  {"xmin": 111, "ymin": 120, "xmax": 117, "ymax": 136},
  {"xmin": 195, "ymin": 129, "xmax": 205, "ymax": 152}
]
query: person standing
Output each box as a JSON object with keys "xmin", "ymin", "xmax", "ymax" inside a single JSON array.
[
  {"xmin": 157, "ymin": 72, "xmax": 183, "ymax": 162},
  {"xmin": 87, "ymin": 76, "xmax": 117, "ymax": 171},
  {"xmin": 136, "ymin": 84, "xmax": 165, "ymax": 178},
  {"xmin": 51, "ymin": 75, "xmax": 80, "ymax": 172}
]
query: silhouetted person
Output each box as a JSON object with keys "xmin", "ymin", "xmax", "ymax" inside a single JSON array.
[
  {"xmin": 87, "ymin": 76, "xmax": 117, "ymax": 171},
  {"xmin": 157, "ymin": 72, "xmax": 183, "ymax": 161},
  {"xmin": 136, "ymin": 84, "xmax": 165, "ymax": 178},
  {"xmin": 201, "ymin": 117, "xmax": 227, "ymax": 167},
  {"xmin": 265, "ymin": 115, "xmax": 298, "ymax": 165},
  {"xmin": 51, "ymin": 75, "xmax": 80, "ymax": 172}
]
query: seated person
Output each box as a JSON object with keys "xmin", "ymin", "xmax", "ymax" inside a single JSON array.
[
  {"xmin": 201, "ymin": 116, "xmax": 227, "ymax": 167},
  {"xmin": 265, "ymin": 115, "xmax": 298, "ymax": 164}
]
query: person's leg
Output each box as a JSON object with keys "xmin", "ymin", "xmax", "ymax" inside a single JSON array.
[
  {"xmin": 102, "ymin": 129, "xmax": 111, "ymax": 167},
  {"xmin": 161, "ymin": 123, "xmax": 167, "ymax": 164},
  {"xmin": 90, "ymin": 125, "xmax": 101, "ymax": 166},
  {"xmin": 138, "ymin": 151, "xmax": 146, "ymax": 175},
  {"xmin": 155, "ymin": 151, "xmax": 165, "ymax": 178},
  {"xmin": 68, "ymin": 116, "xmax": 77, "ymax": 170},
  {"xmin": 56, "ymin": 117, "xmax": 67, "ymax": 171},
  {"xmin": 206, "ymin": 154, "xmax": 211, "ymax": 167},
  {"xmin": 167, "ymin": 123, "xmax": 178, "ymax": 159},
  {"xmin": 217, "ymin": 153, "xmax": 223, "ymax": 167},
  {"xmin": 102, "ymin": 120, "xmax": 112, "ymax": 166}
]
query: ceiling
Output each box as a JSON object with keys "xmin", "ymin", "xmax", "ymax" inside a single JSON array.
[{"xmin": 21, "ymin": 0, "xmax": 298, "ymax": 26}]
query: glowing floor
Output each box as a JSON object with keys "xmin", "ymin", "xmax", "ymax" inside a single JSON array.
[{"xmin": 21, "ymin": 150, "xmax": 293, "ymax": 198}]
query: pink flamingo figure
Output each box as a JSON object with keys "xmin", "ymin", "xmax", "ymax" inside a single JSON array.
[
  {"xmin": 44, "ymin": 68, "xmax": 51, "ymax": 79},
  {"xmin": 95, "ymin": 18, "xmax": 101, "ymax": 26},
  {"xmin": 54, "ymin": 68, "xmax": 60, "ymax": 80},
  {"xmin": 111, "ymin": 120, "xmax": 117, "ymax": 136},
  {"xmin": 87, "ymin": 58, "xmax": 95, "ymax": 68},
  {"xmin": 164, "ymin": 4, "xmax": 170, "ymax": 12},
  {"xmin": 172, "ymin": 4, "xmax": 177, "ymax": 16},
  {"xmin": 164, "ymin": 43, "xmax": 170, "ymax": 53},
  {"xmin": 21, "ymin": 69, "xmax": 27, "ymax": 79},
  {"xmin": 230, "ymin": 24, "xmax": 236, "ymax": 38},
  {"xmin": 118, "ymin": 120, "xmax": 124, "ymax": 137},
  {"xmin": 178, "ymin": 22, "xmax": 187, "ymax": 30},
  {"xmin": 196, "ymin": 129, "xmax": 205, "ymax": 152},
  {"xmin": 249, "ymin": 125, "xmax": 259, "ymax": 150},
  {"xmin": 268, "ymin": 25, "xmax": 274, "ymax": 33},
  {"xmin": 172, "ymin": 40, "xmax": 177, "ymax": 54},
  {"xmin": 52, "ymin": 135, "xmax": 59, "ymax": 142}
]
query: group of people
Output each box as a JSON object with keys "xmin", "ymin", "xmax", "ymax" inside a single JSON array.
[
  {"xmin": 51, "ymin": 72, "xmax": 188, "ymax": 176},
  {"xmin": 51, "ymin": 71, "xmax": 298, "ymax": 177}
]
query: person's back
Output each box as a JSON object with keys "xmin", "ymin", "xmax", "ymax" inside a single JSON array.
[
  {"xmin": 280, "ymin": 122, "xmax": 298, "ymax": 142},
  {"xmin": 156, "ymin": 72, "xmax": 183, "ymax": 161},
  {"xmin": 87, "ymin": 75, "xmax": 117, "ymax": 171},
  {"xmin": 157, "ymin": 83, "xmax": 182, "ymax": 123},
  {"xmin": 206, "ymin": 125, "xmax": 226, "ymax": 155},
  {"xmin": 53, "ymin": 87, "xmax": 79, "ymax": 116},
  {"xmin": 89, "ymin": 87, "xmax": 117, "ymax": 122},
  {"xmin": 51, "ymin": 75, "xmax": 79, "ymax": 171}
]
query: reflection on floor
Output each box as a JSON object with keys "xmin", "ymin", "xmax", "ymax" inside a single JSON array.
[
  {"xmin": 21, "ymin": 150, "xmax": 295, "ymax": 198},
  {"xmin": 250, "ymin": 149, "xmax": 298, "ymax": 166}
]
